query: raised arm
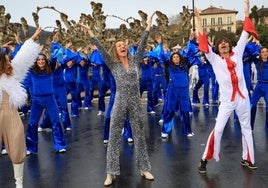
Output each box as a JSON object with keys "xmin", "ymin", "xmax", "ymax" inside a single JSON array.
[
  {"xmin": 77, "ymin": 22, "xmax": 95, "ymax": 38},
  {"xmin": 77, "ymin": 22, "xmax": 113, "ymax": 68},
  {"xmin": 134, "ymin": 12, "xmax": 157, "ymax": 63},
  {"xmin": 30, "ymin": 27, "xmax": 42, "ymax": 41},
  {"xmin": 12, "ymin": 27, "xmax": 42, "ymax": 80},
  {"xmin": 145, "ymin": 11, "xmax": 156, "ymax": 31},
  {"xmin": 242, "ymin": 0, "xmax": 258, "ymax": 40},
  {"xmin": 194, "ymin": 6, "xmax": 210, "ymax": 54},
  {"xmin": 194, "ymin": 7, "xmax": 203, "ymax": 35},
  {"xmin": 236, "ymin": 0, "xmax": 258, "ymax": 55},
  {"xmin": 244, "ymin": 0, "xmax": 250, "ymax": 17}
]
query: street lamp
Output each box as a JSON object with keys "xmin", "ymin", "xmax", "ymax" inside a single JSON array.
[{"xmin": 192, "ymin": 0, "xmax": 195, "ymax": 31}]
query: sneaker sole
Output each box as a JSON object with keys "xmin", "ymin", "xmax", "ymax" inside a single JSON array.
[
  {"xmin": 198, "ymin": 170, "xmax": 207, "ymax": 174},
  {"xmin": 241, "ymin": 161, "xmax": 258, "ymax": 170},
  {"xmin": 247, "ymin": 166, "xmax": 258, "ymax": 170}
]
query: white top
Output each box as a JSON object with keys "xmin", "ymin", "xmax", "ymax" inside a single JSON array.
[
  {"xmin": 205, "ymin": 31, "xmax": 249, "ymax": 102},
  {"xmin": 0, "ymin": 39, "xmax": 40, "ymax": 108}
]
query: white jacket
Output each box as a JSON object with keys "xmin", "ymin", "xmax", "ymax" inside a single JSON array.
[{"xmin": 0, "ymin": 39, "xmax": 40, "ymax": 108}]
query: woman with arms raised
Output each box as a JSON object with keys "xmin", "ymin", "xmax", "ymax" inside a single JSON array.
[
  {"xmin": 0, "ymin": 27, "xmax": 41, "ymax": 188},
  {"xmin": 78, "ymin": 12, "xmax": 156, "ymax": 186}
]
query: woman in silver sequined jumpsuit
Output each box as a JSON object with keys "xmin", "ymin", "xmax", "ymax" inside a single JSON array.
[{"xmin": 78, "ymin": 12, "xmax": 156, "ymax": 186}]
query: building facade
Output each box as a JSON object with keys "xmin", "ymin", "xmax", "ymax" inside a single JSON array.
[
  {"xmin": 196, "ymin": 6, "xmax": 238, "ymax": 34},
  {"xmin": 257, "ymin": 7, "xmax": 268, "ymax": 26}
]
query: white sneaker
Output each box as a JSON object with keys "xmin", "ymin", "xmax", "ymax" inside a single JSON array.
[
  {"xmin": 19, "ymin": 112, "xmax": 25, "ymax": 117},
  {"xmin": 1, "ymin": 149, "xmax": 7, "ymax": 155},
  {"xmin": 58, "ymin": 149, "xmax": 66, "ymax": 153},
  {"xmin": 38, "ymin": 127, "xmax": 45, "ymax": 132},
  {"xmin": 66, "ymin": 127, "xmax": 72, "ymax": 131},
  {"xmin": 26, "ymin": 150, "xmax": 32, "ymax": 155},
  {"xmin": 187, "ymin": 132, "xmax": 195, "ymax": 138},
  {"xmin": 84, "ymin": 107, "xmax": 89, "ymax": 110},
  {"xmin": 97, "ymin": 111, "xmax": 104, "ymax": 116},
  {"xmin": 103, "ymin": 140, "xmax": 109, "ymax": 144},
  {"xmin": 158, "ymin": 119, "xmax": 164, "ymax": 126},
  {"xmin": 148, "ymin": 111, "xmax": 156, "ymax": 114},
  {"xmin": 161, "ymin": 133, "xmax": 168, "ymax": 139},
  {"xmin": 127, "ymin": 138, "xmax": 134, "ymax": 143}
]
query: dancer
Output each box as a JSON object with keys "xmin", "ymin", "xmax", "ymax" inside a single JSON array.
[
  {"xmin": 62, "ymin": 41, "xmax": 80, "ymax": 117},
  {"xmin": 160, "ymin": 51, "xmax": 195, "ymax": 139},
  {"xmin": 89, "ymin": 46, "xmax": 105, "ymax": 116},
  {"xmin": 160, "ymin": 30, "xmax": 198, "ymax": 138},
  {"xmin": 0, "ymin": 27, "xmax": 41, "ymax": 188},
  {"xmin": 250, "ymin": 47, "xmax": 268, "ymax": 130},
  {"xmin": 25, "ymin": 52, "xmax": 67, "ymax": 154},
  {"xmin": 195, "ymin": 0, "xmax": 258, "ymax": 173},
  {"xmin": 140, "ymin": 54, "xmax": 155, "ymax": 114},
  {"xmin": 191, "ymin": 55, "xmax": 210, "ymax": 106},
  {"xmin": 151, "ymin": 34, "xmax": 167, "ymax": 106},
  {"xmin": 38, "ymin": 33, "xmax": 72, "ymax": 131},
  {"xmin": 76, "ymin": 52, "xmax": 92, "ymax": 110},
  {"xmin": 78, "ymin": 11, "xmax": 156, "ymax": 186},
  {"xmin": 102, "ymin": 64, "xmax": 133, "ymax": 144}
]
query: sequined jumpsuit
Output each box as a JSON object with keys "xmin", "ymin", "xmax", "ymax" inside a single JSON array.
[{"xmin": 91, "ymin": 31, "xmax": 151, "ymax": 175}]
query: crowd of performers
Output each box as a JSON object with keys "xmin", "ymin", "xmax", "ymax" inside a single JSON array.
[
  {"xmin": 1, "ymin": 3, "xmax": 268, "ymax": 186},
  {"xmin": 1, "ymin": 24, "xmax": 267, "ymax": 149}
]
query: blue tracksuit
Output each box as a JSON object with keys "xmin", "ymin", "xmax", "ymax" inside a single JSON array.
[
  {"xmin": 140, "ymin": 59, "xmax": 154, "ymax": 112},
  {"xmin": 251, "ymin": 51, "xmax": 268, "ymax": 130},
  {"xmin": 192, "ymin": 57, "xmax": 210, "ymax": 105},
  {"xmin": 63, "ymin": 63, "xmax": 79, "ymax": 116},
  {"xmin": 76, "ymin": 60, "xmax": 92, "ymax": 109},
  {"xmin": 90, "ymin": 63, "xmax": 103, "ymax": 111},
  {"xmin": 26, "ymin": 67, "xmax": 66, "ymax": 153},
  {"xmin": 207, "ymin": 62, "xmax": 219, "ymax": 101},
  {"xmin": 99, "ymin": 64, "xmax": 111, "ymax": 112},
  {"xmin": 161, "ymin": 57, "xmax": 193, "ymax": 136},
  {"xmin": 39, "ymin": 64, "xmax": 72, "ymax": 130},
  {"xmin": 243, "ymin": 41, "xmax": 261, "ymax": 97},
  {"xmin": 150, "ymin": 43, "xmax": 168, "ymax": 105}
]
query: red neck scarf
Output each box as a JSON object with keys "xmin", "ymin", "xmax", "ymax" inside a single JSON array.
[{"xmin": 224, "ymin": 53, "xmax": 245, "ymax": 101}]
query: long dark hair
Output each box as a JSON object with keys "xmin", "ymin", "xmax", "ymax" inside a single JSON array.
[
  {"xmin": 169, "ymin": 52, "xmax": 189, "ymax": 71},
  {"xmin": 0, "ymin": 52, "xmax": 13, "ymax": 76},
  {"xmin": 32, "ymin": 53, "xmax": 52, "ymax": 75}
]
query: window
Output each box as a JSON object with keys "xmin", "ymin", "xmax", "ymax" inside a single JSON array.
[
  {"xmin": 227, "ymin": 17, "xmax": 232, "ymax": 24},
  {"xmin": 211, "ymin": 18, "xmax": 215, "ymax": 26},
  {"xmin": 202, "ymin": 18, "xmax": 207, "ymax": 26},
  {"xmin": 218, "ymin": 17, "xmax": 222, "ymax": 25},
  {"xmin": 227, "ymin": 26, "xmax": 232, "ymax": 32}
]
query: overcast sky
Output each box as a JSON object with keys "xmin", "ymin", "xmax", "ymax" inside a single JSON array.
[{"xmin": 1, "ymin": 0, "xmax": 266, "ymax": 30}]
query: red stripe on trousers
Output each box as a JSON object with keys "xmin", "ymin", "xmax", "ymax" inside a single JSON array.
[{"xmin": 206, "ymin": 130, "xmax": 215, "ymax": 160}]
